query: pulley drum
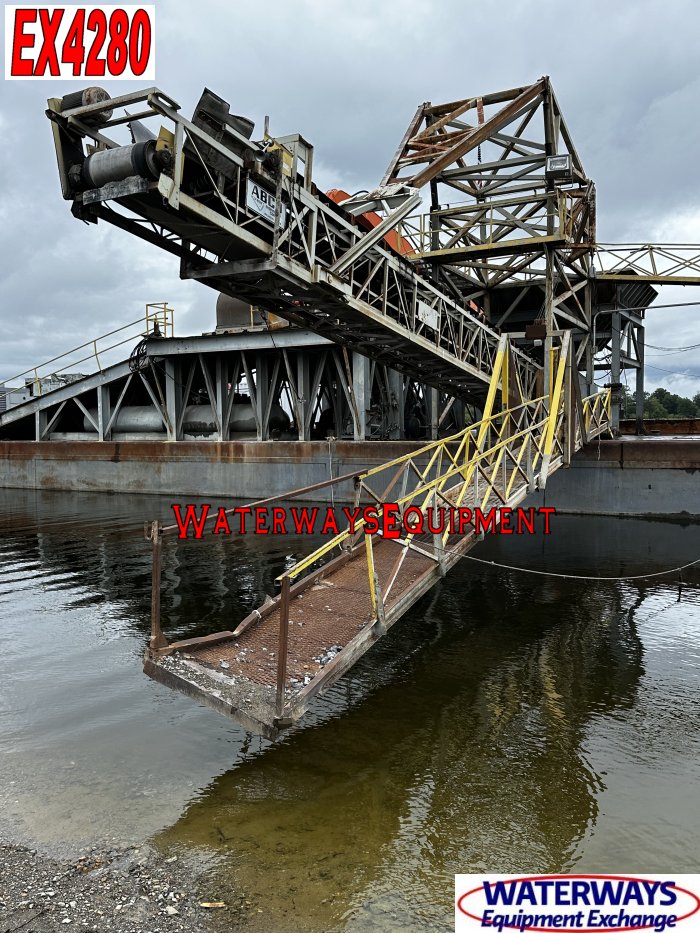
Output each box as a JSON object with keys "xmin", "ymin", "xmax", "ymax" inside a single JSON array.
[{"xmin": 82, "ymin": 140, "xmax": 168, "ymax": 189}]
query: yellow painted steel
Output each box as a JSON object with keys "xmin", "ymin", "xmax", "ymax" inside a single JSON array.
[
  {"xmin": 542, "ymin": 332, "xmax": 571, "ymax": 459},
  {"xmin": 365, "ymin": 533, "xmax": 379, "ymax": 617},
  {"xmin": 279, "ymin": 335, "xmax": 612, "ymax": 620},
  {"xmin": 145, "ymin": 302, "xmax": 175, "ymax": 337}
]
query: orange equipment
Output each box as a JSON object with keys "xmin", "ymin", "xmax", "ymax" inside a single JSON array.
[{"xmin": 326, "ymin": 188, "xmax": 413, "ymax": 257}]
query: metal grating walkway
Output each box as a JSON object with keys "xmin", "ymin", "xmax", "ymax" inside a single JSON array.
[
  {"xmin": 144, "ymin": 334, "xmax": 612, "ymax": 737},
  {"xmin": 147, "ymin": 533, "xmax": 444, "ymax": 737}
]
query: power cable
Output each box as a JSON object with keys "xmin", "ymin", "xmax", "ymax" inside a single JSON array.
[
  {"xmin": 434, "ymin": 549, "xmax": 700, "ymax": 583},
  {"xmin": 645, "ymin": 362, "xmax": 696, "ymax": 377},
  {"xmin": 646, "ymin": 343, "xmax": 700, "ymax": 355}
]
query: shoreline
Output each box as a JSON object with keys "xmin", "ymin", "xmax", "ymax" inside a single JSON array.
[{"xmin": 0, "ymin": 840, "xmax": 249, "ymax": 932}]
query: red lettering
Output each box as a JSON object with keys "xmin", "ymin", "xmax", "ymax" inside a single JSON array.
[
  {"xmin": 474, "ymin": 508, "xmax": 498, "ymax": 535},
  {"xmin": 363, "ymin": 506, "xmax": 379, "ymax": 535},
  {"xmin": 290, "ymin": 507, "xmax": 318, "ymax": 535},
  {"xmin": 235, "ymin": 507, "xmax": 251, "ymax": 534},
  {"xmin": 539, "ymin": 507, "xmax": 556, "ymax": 534},
  {"xmin": 499, "ymin": 508, "xmax": 513, "ymax": 534},
  {"xmin": 320, "ymin": 509, "xmax": 339, "ymax": 536},
  {"xmin": 106, "ymin": 7, "xmax": 129, "ymax": 76},
  {"xmin": 517, "ymin": 508, "xmax": 535, "ymax": 535},
  {"xmin": 272, "ymin": 507, "xmax": 287, "ymax": 534},
  {"xmin": 171, "ymin": 504, "xmax": 210, "ymax": 539},
  {"xmin": 255, "ymin": 509, "xmax": 269, "ymax": 535},
  {"xmin": 11, "ymin": 9, "xmax": 36, "ymax": 76},
  {"xmin": 85, "ymin": 8, "xmax": 107, "ymax": 76},
  {"xmin": 129, "ymin": 8, "xmax": 151, "ymax": 76},
  {"xmin": 61, "ymin": 9, "xmax": 85, "ymax": 76},
  {"xmin": 342, "ymin": 506, "xmax": 362, "ymax": 534},
  {"xmin": 212, "ymin": 508, "xmax": 231, "ymax": 535},
  {"xmin": 426, "ymin": 507, "xmax": 446, "ymax": 535},
  {"xmin": 382, "ymin": 503, "xmax": 401, "ymax": 539},
  {"xmin": 403, "ymin": 506, "xmax": 424, "ymax": 535},
  {"xmin": 457, "ymin": 507, "xmax": 472, "ymax": 534},
  {"xmin": 35, "ymin": 8, "xmax": 64, "ymax": 77}
]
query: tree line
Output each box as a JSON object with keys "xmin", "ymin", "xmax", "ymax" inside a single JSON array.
[{"xmin": 620, "ymin": 386, "xmax": 700, "ymax": 419}]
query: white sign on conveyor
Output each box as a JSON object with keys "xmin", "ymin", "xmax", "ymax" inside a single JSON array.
[
  {"xmin": 417, "ymin": 300, "xmax": 439, "ymax": 331},
  {"xmin": 246, "ymin": 179, "xmax": 287, "ymax": 229}
]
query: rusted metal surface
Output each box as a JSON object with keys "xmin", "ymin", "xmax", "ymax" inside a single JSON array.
[
  {"xmin": 144, "ymin": 527, "xmax": 465, "ymax": 737},
  {"xmin": 144, "ymin": 340, "xmax": 611, "ymax": 737},
  {"xmin": 575, "ymin": 437, "xmax": 700, "ymax": 469},
  {"xmin": 188, "ymin": 537, "xmax": 435, "ymax": 684},
  {"xmin": 3, "ymin": 434, "xmax": 699, "ymax": 469},
  {"xmin": 620, "ymin": 418, "xmax": 700, "ymax": 437},
  {"xmin": 0, "ymin": 439, "xmax": 428, "ymax": 463},
  {"xmin": 0, "ymin": 439, "xmax": 432, "ymax": 500}
]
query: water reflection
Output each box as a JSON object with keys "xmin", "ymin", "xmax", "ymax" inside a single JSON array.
[
  {"xmin": 1, "ymin": 489, "xmax": 699, "ymax": 932},
  {"xmin": 150, "ymin": 561, "xmax": 651, "ymax": 930}
]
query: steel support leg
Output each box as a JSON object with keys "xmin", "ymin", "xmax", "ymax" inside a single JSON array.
[
  {"xmin": 35, "ymin": 409, "xmax": 47, "ymax": 441},
  {"xmin": 429, "ymin": 388, "xmax": 439, "ymax": 440},
  {"xmin": 165, "ymin": 358, "xmax": 180, "ymax": 441},
  {"xmin": 352, "ymin": 352, "xmax": 370, "ymax": 441},
  {"xmin": 216, "ymin": 356, "xmax": 227, "ymax": 441},
  {"xmin": 611, "ymin": 311, "xmax": 621, "ymax": 434},
  {"xmin": 97, "ymin": 384, "xmax": 111, "ymax": 441},
  {"xmin": 387, "ymin": 368, "xmax": 403, "ymax": 439},
  {"xmin": 635, "ymin": 323, "xmax": 645, "ymax": 435},
  {"xmin": 255, "ymin": 354, "xmax": 269, "ymax": 441},
  {"xmin": 296, "ymin": 353, "xmax": 310, "ymax": 441}
]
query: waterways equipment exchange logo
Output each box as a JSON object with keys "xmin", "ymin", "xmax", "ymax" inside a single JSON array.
[{"xmin": 455, "ymin": 876, "xmax": 700, "ymax": 933}]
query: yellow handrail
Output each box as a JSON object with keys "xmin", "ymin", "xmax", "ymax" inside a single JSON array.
[
  {"xmin": 278, "ymin": 335, "xmax": 611, "ymax": 607},
  {"xmin": 0, "ymin": 304, "xmax": 174, "ymax": 400}
]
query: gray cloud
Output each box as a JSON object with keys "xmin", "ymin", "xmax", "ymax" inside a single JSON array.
[{"xmin": 2, "ymin": 0, "xmax": 700, "ymax": 393}]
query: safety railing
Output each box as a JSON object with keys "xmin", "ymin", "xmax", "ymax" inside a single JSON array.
[
  {"xmin": 265, "ymin": 333, "xmax": 612, "ymax": 715},
  {"xmin": 0, "ymin": 303, "xmax": 174, "ymax": 410},
  {"xmin": 145, "ymin": 302, "xmax": 175, "ymax": 337},
  {"xmin": 583, "ymin": 388, "xmax": 612, "ymax": 438},
  {"xmin": 593, "ymin": 244, "xmax": 700, "ymax": 283},
  {"xmin": 145, "ymin": 333, "xmax": 612, "ymax": 717},
  {"xmin": 399, "ymin": 190, "xmax": 590, "ymax": 258}
]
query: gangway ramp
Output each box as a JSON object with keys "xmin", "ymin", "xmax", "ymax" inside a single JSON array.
[
  {"xmin": 44, "ymin": 80, "xmax": 617, "ymax": 734},
  {"xmin": 144, "ymin": 335, "xmax": 612, "ymax": 737}
]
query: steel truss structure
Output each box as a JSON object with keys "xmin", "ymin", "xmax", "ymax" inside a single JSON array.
[
  {"xmin": 44, "ymin": 76, "xmax": 700, "ymax": 440},
  {"xmin": 46, "ymin": 85, "xmax": 543, "ymax": 403},
  {"xmin": 0, "ymin": 329, "xmax": 474, "ymax": 443},
  {"xmin": 40, "ymin": 74, "xmax": 699, "ymax": 733},
  {"xmin": 144, "ymin": 333, "xmax": 612, "ymax": 736}
]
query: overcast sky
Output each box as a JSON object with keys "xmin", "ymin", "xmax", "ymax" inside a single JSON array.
[{"xmin": 2, "ymin": 0, "xmax": 700, "ymax": 396}]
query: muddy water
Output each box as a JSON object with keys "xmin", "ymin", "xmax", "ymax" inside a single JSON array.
[{"xmin": 1, "ymin": 488, "xmax": 699, "ymax": 931}]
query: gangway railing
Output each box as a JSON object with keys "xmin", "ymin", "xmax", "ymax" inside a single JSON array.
[
  {"xmin": 143, "ymin": 334, "xmax": 612, "ymax": 736},
  {"xmin": 398, "ymin": 190, "xmax": 589, "ymax": 260},
  {"xmin": 594, "ymin": 244, "xmax": 700, "ymax": 284},
  {"xmin": 0, "ymin": 303, "xmax": 173, "ymax": 410}
]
